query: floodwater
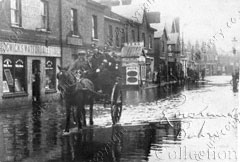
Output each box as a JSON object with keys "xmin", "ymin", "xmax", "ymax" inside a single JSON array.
[{"xmin": 0, "ymin": 75, "xmax": 238, "ymax": 162}]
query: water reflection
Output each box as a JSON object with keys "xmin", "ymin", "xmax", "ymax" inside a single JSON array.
[
  {"xmin": 32, "ymin": 104, "xmax": 42, "ymax": 151},
  {"xmin": 59, "ymin": 121, "xmax": 181, "ymax": 162},
  {"xmin": 0, "ymin": 76, "xmax": 235, "ymax": 162},
  {"xmin": 123, "ymin": 85, "xmax": 182, "ymax": 106}
]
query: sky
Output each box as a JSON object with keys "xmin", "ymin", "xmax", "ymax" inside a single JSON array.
[{"xmin": 129, "ymin": 0, "xmax": 240, "ymax": 53}]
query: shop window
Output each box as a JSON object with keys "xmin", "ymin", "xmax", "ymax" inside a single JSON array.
[
  {"xmin": 3, "ymin": 55, "xmax": 26, "ymax": 93},
  {"xmin": 45, "ymin": 57, "xmax": 56, "ymax": 90},
  {"xmin": 92, "ymin": 15, "xmax": 98, "ymax": 39},
  {"xmin": 70, "ymin": 8, "xmax": 78, "ymax": 35},
  {"xmin": 10, "ymin": 0, "xmax": 22, "ymax": 27},
  {"xmin": 40, "ymin": 0, "xmax": 49, "ymax": 30}
]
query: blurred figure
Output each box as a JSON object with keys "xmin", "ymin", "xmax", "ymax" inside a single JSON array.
[
  {"xmin": 232, "ymin": 69, "xmax": 239, "ymax": 92},
  {"xmin": 201, "ymin": 68, "xmax": 205, "ymax": 81}
]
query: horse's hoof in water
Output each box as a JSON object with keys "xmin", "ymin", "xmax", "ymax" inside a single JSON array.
[{"xmin": 62, "ymin": 131, "xmax": 71, "ymax": 136}]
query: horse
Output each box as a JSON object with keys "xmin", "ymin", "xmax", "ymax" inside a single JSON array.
[{"xmin": 57, "ymin": 65, "xmax": 95, "ymax": 134}]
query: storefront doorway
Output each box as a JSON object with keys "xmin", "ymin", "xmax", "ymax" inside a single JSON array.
[{"xmin": 32, "ymin": 60, "xmax": 41, "ymax": 102}]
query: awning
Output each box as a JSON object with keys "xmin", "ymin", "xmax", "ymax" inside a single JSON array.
[{"xmin": 121, "ymin": 46, "xmax": 143, "ymax": 58}]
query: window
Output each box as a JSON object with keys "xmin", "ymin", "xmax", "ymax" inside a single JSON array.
[
  {"xmin": 10, "ymin": 0, "xmax": 21, "ymax": 26},
  {"xmin": 40, "ymin": 0, "xmax": 49, "ymax": 30},
  {"xmin": 142, "ymin": 33, "xmax": 146, "ymax": 47},
  {"xmin": 162, "ymin": 40, "xmax": 165, "ymax": 52},
  {"xmin": 70, "ymin": 9, "xmax": 78, "ymax": 35},
  {"xmin": 126, "ymin": 29, "xmax": 128, "ymax": 43},
  {"xmin": 45, "ymin": 57, "xmax": 56, "ymax": 90},
  {"xmin": 149, "ymin": 35, "xmax": 152, "ymax": 49},
  {"xmin": 92, "ymin": 15, "xmax": 98, "ymax": 39},
  {"xmin": 108, "ymin": 25, "xmax": 113, "ymax": 46},
  {"xmin": 115, "ymin": 27, "xmax": 120, "ymax": 47},
  {"xmin": 121, "ymin": 28, "xmax": 125, "ymax": 45},
  {"xmin": 132, "ymin": 30, "xmax": 135, "ymax": 42},
  {"xmin": 3, "ymin": 55, "xmax": 26, "ymax": 93}
]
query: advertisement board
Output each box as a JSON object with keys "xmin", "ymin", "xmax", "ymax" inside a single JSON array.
[{"xmin": 126, "ymin": 65, "xmax": 139, "ymax": 85}]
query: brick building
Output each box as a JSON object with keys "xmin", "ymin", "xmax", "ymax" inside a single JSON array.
[
  {"xmin": 60, "ymin": 0, "xmax": 106, "ymax": 67},
  {"xmin": 0, "ymin": 0, "xmax": 61, "ymax": 108},
  {"xmin": 153, "ymin": 24, "xmax": 168, "ymax": 82},
  {"xmin": 109, "ymin": 5, "xmax": 156, "ymax": 85}
]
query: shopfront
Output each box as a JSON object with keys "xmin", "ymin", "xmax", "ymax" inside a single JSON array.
[
  {"xmin": 121, "ymin": 42, "xmax": 146, "ymax": 86},
  {"xmin": 0, "ymin": 42, "xmax": 61, "ymax": 108}
]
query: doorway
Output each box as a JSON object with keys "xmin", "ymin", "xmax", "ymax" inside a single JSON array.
[{"xmin": 32, "ymin": 60, "xmax": 41, "ymax": 102}]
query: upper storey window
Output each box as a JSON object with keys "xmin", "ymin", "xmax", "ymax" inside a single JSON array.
[
  {"xmin": 40, "ymin": 0, "xmax": 49, "ymax": 30},
  {"xmin": 71, "ymin": 9, "xmax": 78, "ymax": 35},
  {"xmin": 11, "ymin": 0, "xmax": 22, "ymax": 27},
  {"xmin": 92, "ymin": 15, "xmax": 98, "ymax": 39}
]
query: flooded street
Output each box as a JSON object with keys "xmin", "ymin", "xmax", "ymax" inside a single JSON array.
[{"xmin": 0, "ymin": 75, "xmax": 238, "ymax": 162}]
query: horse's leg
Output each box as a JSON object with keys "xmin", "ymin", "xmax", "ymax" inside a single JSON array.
[
  {"xmin": 89, "ymin": 97, "xmax": 94, "ymax": 125},
  {"xmin": 82, "ymin": 103, "xmax": 87, "ymax": 127},
  {"xmin": 65, "ymin": 104, "xmax": 71, "ymax": 133},
  {"xmin": 76, "ymin": 104, "xmax": 82, "ymax": 130},
  {"xmin": 72, "ymin": 107, "xmax": 76, "ymax": 125}
]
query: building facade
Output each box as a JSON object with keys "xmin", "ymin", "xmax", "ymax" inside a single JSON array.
[
  {"xmin": 0, "ymin": 0, "xmax": 61, "ymax": 108},
  {"xmin": 60, "ymin": 0, "xmax": 106, "ymax": 67},
  {"xmin": 0, "ymin": 0, "xmax": 156, "ymax": 108},
  {"xmin": 103, "ymin": 8, "xmax": 156, "ymax": 85}
]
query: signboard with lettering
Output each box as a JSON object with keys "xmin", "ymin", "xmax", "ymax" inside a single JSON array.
[{"xmin": 0, "ymin": 42, "xmax": 61, "ymax": 57}]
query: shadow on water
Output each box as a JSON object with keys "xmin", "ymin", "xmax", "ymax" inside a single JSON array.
[{"xmin": 49, "ymin": 121, "xmax": 182, "ymax": 162}]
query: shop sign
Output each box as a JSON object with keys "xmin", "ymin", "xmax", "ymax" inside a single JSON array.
[
  {"xmin": 67, "ymin": 37, "xmax": 83, "ymax": 46},
  {"xmin": 0, "ymin": 42, "xmax": 61, "ymax": 57}
]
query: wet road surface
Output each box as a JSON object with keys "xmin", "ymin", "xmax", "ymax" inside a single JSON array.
[{"xmin": 0, "ymin": 75, "xmax": 238, "ymax": 162}]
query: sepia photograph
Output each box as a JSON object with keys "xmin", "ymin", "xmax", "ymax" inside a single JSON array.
[{"xmin": 0, "ymin": 0, "xmax": 239, "ymax": 161}]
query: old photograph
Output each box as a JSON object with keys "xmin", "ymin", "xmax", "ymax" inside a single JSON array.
[{"xmin": 0, "ymin": 0, "xmax": 239, "ymax": 161}]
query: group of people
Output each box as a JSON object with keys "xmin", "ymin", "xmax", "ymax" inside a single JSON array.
[
  {"xmin": 153, "ymin": 66, "xmax": 185, "ymax": 86},
  {"xmin": 69, "ymin": 49, "xmax": 121, "ymax": 94}
]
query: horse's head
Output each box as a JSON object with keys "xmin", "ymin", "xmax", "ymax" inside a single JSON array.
[{"xmin": 57, "ymin": 65, "xmax": 77, "ymax": 92}]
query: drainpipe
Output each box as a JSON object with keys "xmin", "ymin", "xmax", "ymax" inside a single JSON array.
[{"xmin": 59, "ymin": 0, "xmax": 63, "ymax": 66}]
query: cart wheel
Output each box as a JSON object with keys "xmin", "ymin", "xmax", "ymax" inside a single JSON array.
[{"xmin": 111, "ymin": 89, "xmax": 122, "ymax": 125}]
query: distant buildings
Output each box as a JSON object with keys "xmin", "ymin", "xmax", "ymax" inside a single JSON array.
[{"xmin": 152, "ymin": 17, "xmax": 181, "ymax": 83}]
